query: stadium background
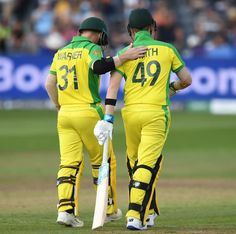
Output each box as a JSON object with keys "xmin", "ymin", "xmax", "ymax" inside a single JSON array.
[{"xmin": 0, "ymin": 0, "xmax": 236, "ymax": 233}]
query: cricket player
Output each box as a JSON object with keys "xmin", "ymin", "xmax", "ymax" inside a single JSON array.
[
  {"xmin": 94, "ymin": 9, "xmax": 192, "ymax": 230},
  {"xmin": 45, "ymin": 16, "xmax": 147, "ymax": 228}
]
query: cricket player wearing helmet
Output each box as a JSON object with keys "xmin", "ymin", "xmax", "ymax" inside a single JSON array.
[
  {"xmin": 94, "ymin": 9, "xmax": 192, "ymax": 230},
  {"xmin": 45, "ymin": 16, "xmax": 147, "ymax": 228}
]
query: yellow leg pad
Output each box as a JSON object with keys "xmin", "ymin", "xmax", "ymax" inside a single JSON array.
[
  {"xmin": 74, "ymin": 160, "xmax": 84, "ymax": 216},
  {"xmin": 57, "ymin": 165, "xmax": 82, "ymax": 213},
  {"xmin": 58, "ymin": 183, "xmax": 74, "ymax": 212},
  {"xmin": 127, "ymin": 168, "xmax": 152, "ymax": 220},
  {"xmin": 107, "ymin": 144, "xmax": 117, "ymax": 214}
]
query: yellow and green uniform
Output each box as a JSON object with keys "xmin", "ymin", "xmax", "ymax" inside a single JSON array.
[
  {"xmin": 49, "ymin": 36, "xmax": 117, "ymax": 215},
  {"xmin": 49, "ymin": 35, "xmax": 103, "ymax": 105},
  {"xmin": 116, "ymin": 31, "xmax": 185, "ymax": 224}
]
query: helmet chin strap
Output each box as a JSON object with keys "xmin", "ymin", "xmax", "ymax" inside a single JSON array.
[
  {"xmin": 127, "ymin": 24, "xmax": 131, "ymax": 37},
  {"xmin": 127, "ymin": 25, "xmax": 136, "ymax": 41},
  {"xmin": 152, "ymin": 21, "xmax": 158, "ymax": 39},
  {"xmin": 98, "ymin": 31, "xmax": 108, "ymax": 46}
]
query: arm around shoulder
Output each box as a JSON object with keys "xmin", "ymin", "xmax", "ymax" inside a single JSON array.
[{"xmin": 92, "ymin": 44, "xmax": 147, "ymax": 75}]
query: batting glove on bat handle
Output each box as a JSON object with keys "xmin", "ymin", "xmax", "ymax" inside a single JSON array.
[{"xmin": 94, "ymin": 120, "xmax": 113, "ymax": 145}]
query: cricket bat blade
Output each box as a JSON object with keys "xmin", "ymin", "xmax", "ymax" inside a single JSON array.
[{"xmin": 92, "ymin": 162, "xmax": 109, "ymax": 229}]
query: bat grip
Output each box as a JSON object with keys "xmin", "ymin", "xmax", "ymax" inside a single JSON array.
[{"xmin": 102, "ymin": 132, "xmax": 109, "ymax": 165}]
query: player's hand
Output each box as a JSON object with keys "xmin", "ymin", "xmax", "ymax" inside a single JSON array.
[
  {"xmin": 55, "ymin": 105, "xmax": 61, "ymax": 111},
  {"xmin": 94, "ymin": 120, "xmax": 113, "ymax": 145},
  {"xmin": 169, "ymin": 82, "xmax": 177, "ymax": 97},
  {"xmin": 120, "ymin": 43, "xmax": 147, "ymax": 62},
  {"xmin": 169, "ymin": 87, "xmax": 176, "ymax": 97}
]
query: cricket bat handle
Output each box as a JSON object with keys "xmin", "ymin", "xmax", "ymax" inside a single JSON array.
[{"xmin": 102, "ymin": 132, "xmax": 109, "ymax": 165}]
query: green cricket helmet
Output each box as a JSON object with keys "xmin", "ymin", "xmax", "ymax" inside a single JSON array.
[
  {"xmin": 79, "ymin": 17, "xmax": 108, "ymax": 46},
  {"xmin": 127, "ymin": 8, "xmax": 157, "ymax": 36}
]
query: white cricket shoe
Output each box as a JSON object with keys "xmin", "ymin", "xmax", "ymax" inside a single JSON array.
[
  {"xmin": 56, "ymin": 211, "xmax": 84, "ymax": 228},
  {"xmin": 105, "ymin": 208, "xmax": 122, "ymax": 223},
  {"xmin": 146, "ymin": 213, "xmax": 158, "ymax": 227},
  {"xmin": 127, "ymin": 217, "xmax": 147, "ymax": 230}
]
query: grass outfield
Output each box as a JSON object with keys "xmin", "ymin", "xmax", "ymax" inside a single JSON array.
[{"xmin": 0, "ymin": 110, "xmax": 236, "ymax": 233}]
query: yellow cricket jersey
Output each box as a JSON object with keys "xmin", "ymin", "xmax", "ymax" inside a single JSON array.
[
  {"xmin": 49, "ymin": 36, "xmax": 103, "ymax": 105},
  {"xmin": 116, "ymin": 31, "xmax": 185, "ymax": 106}
]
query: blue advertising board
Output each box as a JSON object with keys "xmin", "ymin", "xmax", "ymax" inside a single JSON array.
[
  {"xmin": 0, "ymin": 55, "xmax": 236, "ymax": 101},
  {"xmin": 0, "ymin": 54, "xmax": 52, "ymax": 99},
  {"xmin": 174, "ymin": 59, "xmax": 236, "ymax": 100}
]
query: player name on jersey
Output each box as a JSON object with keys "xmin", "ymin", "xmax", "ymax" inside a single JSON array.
[
  {"xmin": 146, "ymin": 47, "xmax": 158, "ymax": 57},
  {"xmin": 57, "ymin": 51, "xmax": 83, "ymax": 60},
  {"xmin": 137, "ymin": 47, "xmax": 158, "ymax": 60},
  {"xmin": 146, "ymin": 47, "xmax": 158, "ymax": 56}
]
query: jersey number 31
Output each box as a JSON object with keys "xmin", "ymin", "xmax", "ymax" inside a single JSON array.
[{"xmin": 58, "ymin": 65, "xmax": 78, "ymax": 91}]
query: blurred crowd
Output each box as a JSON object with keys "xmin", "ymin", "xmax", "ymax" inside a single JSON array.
[{"xmin": 0, "ymin": 0, "xmax": 236, "ymax": 58}]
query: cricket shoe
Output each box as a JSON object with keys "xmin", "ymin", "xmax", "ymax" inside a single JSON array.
[
  {"xmin": 127, "ymin": 217, "xmax": 147, "ymax": 230},
  {"xmin": 146, "ymin": 212, "xmax": 158, "ymax": 227},
  {"xmin": 56, "ymin": 211, "xmax": 84, "ymax": 228},
  {"xmin": 105, "ymin": 208, "xmax": 122, "ymax": 223}
]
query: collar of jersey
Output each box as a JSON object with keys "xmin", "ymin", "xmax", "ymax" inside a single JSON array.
[
  {"xmin": 134, "ymin": 30, "xmax": 152, "ymax": 42},
  {"xmin": 71, "ymin": 35, "xmax": 92, "ymax": 43}
]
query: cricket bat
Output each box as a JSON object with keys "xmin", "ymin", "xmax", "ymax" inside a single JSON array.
[{"xmin": 92, "ymin": 137, "xmax": 109, "ymax": 230}]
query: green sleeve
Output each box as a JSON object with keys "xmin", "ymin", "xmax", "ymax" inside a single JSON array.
[
  {"xmin": 88, "ymin": 45, "xmax": 103, "ymax": 68},
  {"xmin": 169, "ymin": 45, "xmax": 185, "ymax": 73}
]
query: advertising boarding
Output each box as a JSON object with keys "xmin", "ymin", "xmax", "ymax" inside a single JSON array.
[{"xmin": 0, "ymin": 55, "xmax": 236, "ymax": 101}]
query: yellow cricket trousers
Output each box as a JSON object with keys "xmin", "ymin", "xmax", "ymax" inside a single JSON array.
[
  {"xmin": 57, "ymin": 103, "xmax": 117, "ymax": 215},
  {"xmin": 122, "ymin": 104, "xmax": 170, "ymax": 224}
]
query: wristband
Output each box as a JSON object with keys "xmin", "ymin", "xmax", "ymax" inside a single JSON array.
[
  {"xmin": 104, "ymin": 114, "xmax": 114, "ymax": 123},
  {"xmin": 105, "ymin": 98, "xmax": 117, "ymax": 106}
]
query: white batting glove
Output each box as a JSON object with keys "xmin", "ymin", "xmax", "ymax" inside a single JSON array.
[{"xmin": 94, "ymin": 120, "xmax": 113, "ymax": 145}]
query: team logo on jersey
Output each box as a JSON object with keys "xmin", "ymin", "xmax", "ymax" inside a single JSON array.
[{"xmin": 93, "ymin": 50, "xmax": 102, "ymax": 56}]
